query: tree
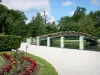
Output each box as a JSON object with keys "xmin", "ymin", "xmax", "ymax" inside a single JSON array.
[
  {"xmin": 0, "ymin": 4, "xmax": 9, "ymax": 34},
  {"xmin": 58, "ymin": 16, "xmax": 72, "ymax": 31},
  {"xmin": 87, "ymin": 10, "xmax": 100, "ymax": 37},
  {"xmin": 77, "ymin": 16, "xmax": 97, "ymax": 36},
  {"xmin": 93, "ymin": 10, "xmax": 100, "ymax": 27},
  {"xmin": 8, "ymin": 10, "xmax": 27, "ymax": 37},
  {"xmin": 46, "ymin": 22, "xmax": 58, "ymax": 34},
  {"xmin": 0, "ymin": 4, "xmax": 27, "ymax": 37},
  {"xmin": 27, "ymin": 12, "xmax": 46, "ymax": 37},
  {"xmin": 72, "ymin": 6, "xmax": 86, "ymax": 22}
]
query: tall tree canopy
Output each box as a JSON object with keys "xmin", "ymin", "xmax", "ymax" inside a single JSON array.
[
  {"xmin": 72, "ymin": 6, "xmax": 86, "ymax": 22},
  {"xmin": 59, "ymin": 6, "xmax": 100, "ymax": 37},
  {"xmin": 27, "ymin": 12, "xmax": 46, "ymax": 37},
  {"xmin": 0, "ymin": 4, "xmax": 27, "ymax": 37}
]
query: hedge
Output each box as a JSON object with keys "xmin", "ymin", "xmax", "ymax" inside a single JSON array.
[{"xmin": 0, "ymin": 35, "xmax": 22, "ymax": 51}]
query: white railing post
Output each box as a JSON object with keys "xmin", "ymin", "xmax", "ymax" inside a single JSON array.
[
  {"xmin": 27, "ymin": 37, "xmax": 32, "ymax": 45},
  {"xmin": 61, "ymin": 37, "xmax": 64, "ymax": 48},
  {"xmin": 37, "ymin": 37, "xmax": 40, "ymax": 46},
  {"xmin": 79, "ymin": 36, "xmax": 84, "ymax": 50},
  {"xmin": 47, "ymin": 37, "xmax": 50, "ymax": 47}
]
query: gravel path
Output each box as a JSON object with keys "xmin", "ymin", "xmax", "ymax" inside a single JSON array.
[{"xmin": 20, "ymin": 43, "xmax": 100, "ymax": 75}]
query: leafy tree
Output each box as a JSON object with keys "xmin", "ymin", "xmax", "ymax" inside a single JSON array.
[
  {"xmin": 27, "ymin": 12, "xmax": 46, "ymax": 37},
  {"xmin": 58, "ymin": 16, "xmax": 72, "ymax": 31},
  {"xmin": 77, "ymin": 16, "xmax": 97, "ymax": 36},
  {"xmin": 46, "ymin": 22, "xmax": 58, "ymax": 34},
  {"xmin": 8, "ymin": 10, "xmax": 27, "ymax": 37},
  {"xmin": 87, "ymin": 10, "xmax": 100, "ymax": 37},
  {"xmin": 93, "ymin": 10, "xmax": 100, "ymax": 27},
  {"xmin": 0, "ymin": 4, "xmax": 27, "ymax": 37},
  {"xmin": 0, "ymin": 4, "xmax": 9, "ymax": 34},
  {"xmin": 72, "ymin": 6, "xmax": 86, "ymax": 22}
]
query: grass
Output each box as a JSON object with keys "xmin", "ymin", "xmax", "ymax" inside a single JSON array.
[
  {"xmin": 0, "ymin": 56, "xmax": 5, "ymax": 68},
  {"xmin": 27, "ymin": 53, "xmax": 58, "ymax": 75},
  {"xmin": 0, "ymin": 52, "xmax": 58, "ymax": 75}
]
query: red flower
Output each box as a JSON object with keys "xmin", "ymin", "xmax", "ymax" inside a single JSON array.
[
  {"xmin": 3, "ymin": 65, "xmax": 10, "ymax": 72},
  {"xmin": 28, "ymin": 59, "xmax": 36, "ymax": 65},
  {"xmin": 28, "ymin": 64, "xmax": 35, "ymax": 71},
  {"xmin": 3, "ymin": 53, "xmax": 12, "ymax": 60},
  {"xmin": 22, "ymin": 70, "xmax": 32, "ymax": 75},
  {"xmin": 26, "ymin": 69, "xmax": 31, "ymax": 74}
]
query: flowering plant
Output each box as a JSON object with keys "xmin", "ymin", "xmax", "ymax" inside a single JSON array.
[
  {"xmin": 22, "ymin": 56, "xmax": 37, "ymax": 75},
  {"xmin": 2, "ymin": 53, "xmax": 16, "ymax": 74},
  {"xmin": 2, "ymin": 63, "xmax": 12, "ymax": 72},
  {"xmin": 3, "ymin": 53, "xmax": 12, "ymax": 61},
  {"xmin": 22, "ymin": 69, "xmax": 32, "ymax": 75}
]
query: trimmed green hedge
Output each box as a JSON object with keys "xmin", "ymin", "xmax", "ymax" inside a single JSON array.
[{"xmin": 0, "ymin": 35, "xmax": 22, "ymax": 51}]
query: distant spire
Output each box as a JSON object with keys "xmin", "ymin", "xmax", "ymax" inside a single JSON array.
[{"xmin": 44, "ymin": 11, "xmax": 47, "ymax": 24}]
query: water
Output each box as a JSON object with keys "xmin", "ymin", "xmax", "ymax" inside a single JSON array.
[
  {"xmin": 85, "ymin": 44, "xmax": 100, "ymax": 51},
  {"xmin": 40, "ymin": 38, "xmax": 100, "ymax": 51}
]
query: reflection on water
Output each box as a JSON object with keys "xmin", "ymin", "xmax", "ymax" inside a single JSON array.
[
  {"xmin": 85, "ymin": 44, "xmax": 100, "ymax": 51},
  {"xmin": 40, "ymin": 40, "xmax": 100, "ymax": 51}
]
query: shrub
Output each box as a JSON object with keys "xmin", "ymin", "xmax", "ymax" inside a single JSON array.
[{"xmin": 0, "ymin": 35, "xmax": 22, "ymax": 51}]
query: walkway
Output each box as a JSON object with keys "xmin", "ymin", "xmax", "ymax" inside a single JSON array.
[{"xmin": 20, "ymin": 43, "xmax": 100, "ymax": 75}]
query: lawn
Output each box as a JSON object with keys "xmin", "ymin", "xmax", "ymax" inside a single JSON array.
[
  {"xmin": 0, "ymin": 56, "xmax": 5, "ymax": 68},
  {"xmin": 27, "ymin": 53, "xmax": 58, "ymax": 75}
]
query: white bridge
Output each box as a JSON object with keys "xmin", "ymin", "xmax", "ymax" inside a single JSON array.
[{"xmin": 27, "ymin": 31, "xmax": 97, "ymax": 50}]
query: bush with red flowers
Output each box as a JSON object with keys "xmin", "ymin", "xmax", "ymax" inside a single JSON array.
[
  {"xmin": 22, "ymin": 56, "xmax": 36, "ymax": 75},
  {"xmin": 1, "ymin": 53, "xmax": 14, "ymax": 74},
  {"xmin": 0, "ymin": 51, "xmax": 39, "ymax": 75}
]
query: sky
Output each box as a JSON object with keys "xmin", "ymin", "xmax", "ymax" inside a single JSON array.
[{"xmin": 1, "ymin": 0, "xmax": 100, "ymax": 23}]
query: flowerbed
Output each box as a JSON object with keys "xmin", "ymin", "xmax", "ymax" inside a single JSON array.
[
  {"xmin": 0, "ymin": 51, "xmax": 40, "ymax": 75},
  {"xmin": 0, "ymin": 53, "xmax": 16, "ymax": 74},
  {"xmin": 22, "ymin": 56, "xmax": 36, "ymax": 75}
]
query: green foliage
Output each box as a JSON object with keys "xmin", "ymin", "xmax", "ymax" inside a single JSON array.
[
  {"xmin": 72, "ymin": 6, "xmax": 86, "ymax": 22},
  {"xmin": 59, "ymin": 6, "xmax": 100, "ymax": 37},
  {"xmin": 77, "ymin": 16, "xmax": 96, "ymax": 35},
  {"xmin": 0, "ymin": 4, "xmax": 100, "ymax": 38},
  {"xmin": 0, "ymin": 56, "xmax": 5, "ymax": 67},
  {"xmin": 0, "ymin": 4, "xmax": 27, "ymax": 37},
  {"xmin": 58, "ymin": 16, "xmax": 72, "ymax": 31},
  {"xmin": 46, "ymin": 22, "xmax": 58, "ymax": 34},
  {"xmin": 0, "ymin": 35, "xmax": 22, "ymax": 51},
  {"xmin": 27, "ymin": 12, "xmax": 49, "ymax": 37},
  {"xmin": 26, "ymin": 11, "xmax": 59, "ymax": 37}
]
